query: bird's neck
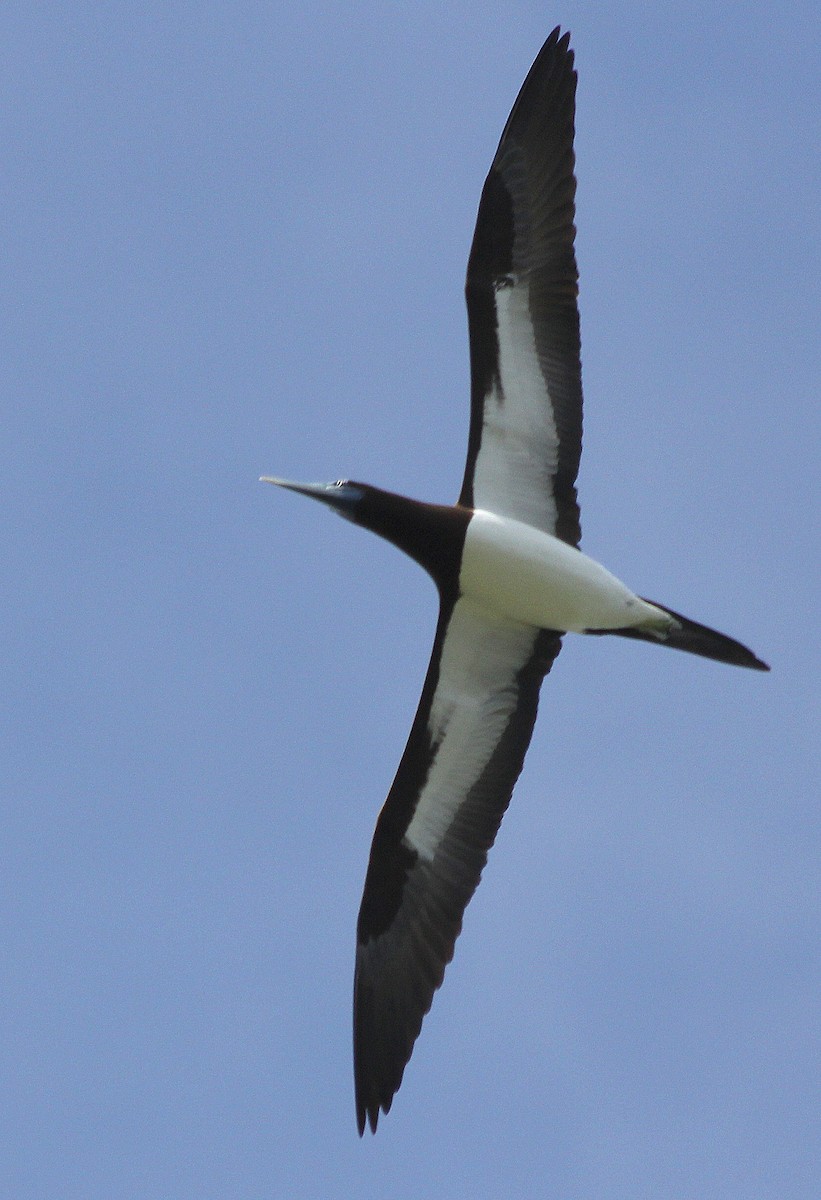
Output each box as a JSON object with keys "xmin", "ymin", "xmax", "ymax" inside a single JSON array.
[{"xmin": 353, "ymin": 486, "xmax": 469, "ymax": 595}]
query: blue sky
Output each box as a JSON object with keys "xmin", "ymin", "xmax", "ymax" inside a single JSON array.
[{"xmin": 2, "ymin": 3, "xmax": 819, "ymax": 1197}]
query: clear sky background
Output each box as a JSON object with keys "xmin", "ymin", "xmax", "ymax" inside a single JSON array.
[{"xmin": 3, "ymin": 3, "xmax": 819, "ymax": 1197}]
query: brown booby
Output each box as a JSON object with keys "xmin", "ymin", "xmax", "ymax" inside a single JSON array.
[{"xmin": 262, "ymin": 27, "xmax": 768, "ymax": 1135}]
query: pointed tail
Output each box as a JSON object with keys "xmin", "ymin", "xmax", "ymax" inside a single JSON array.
[{"xmin": 591, "ymin": 600, "xmax": 770, "ymax": 671}]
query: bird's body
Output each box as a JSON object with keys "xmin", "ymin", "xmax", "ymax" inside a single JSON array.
[
  {"xmin": 459, "ymin": 509, "xmax": 667, "ymax": 633},
  {"xmin": 263, "ymin": 27, "xmax": 768, "ymax": 1134}
]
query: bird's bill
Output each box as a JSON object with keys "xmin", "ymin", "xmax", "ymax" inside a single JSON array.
[{"xmin": 260, "ymin": 476, "xmax": 365, "ymax": 516}]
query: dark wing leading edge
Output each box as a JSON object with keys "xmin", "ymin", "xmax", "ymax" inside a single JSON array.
[
  {"xmin": 461, "ymin": 26, "xmax": 582, "ymax": 547},
  {"xmin": 354, "ymin": 595, "xmax": 562, "ymax": 1133}
]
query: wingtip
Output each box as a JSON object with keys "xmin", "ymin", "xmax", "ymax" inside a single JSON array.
[{"xmin": 355, "ymin": 1100, "xmax": 380, "ymax": 1137}]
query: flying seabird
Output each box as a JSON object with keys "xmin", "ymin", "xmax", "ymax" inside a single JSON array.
[{"xmin": 263, "ymin": 27, "xmax": 768, "ymax": 1135}]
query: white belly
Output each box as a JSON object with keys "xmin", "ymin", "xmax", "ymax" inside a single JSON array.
[{"xmin": 460, "ymin": 510, "xmax": 667, "ymax": 633}]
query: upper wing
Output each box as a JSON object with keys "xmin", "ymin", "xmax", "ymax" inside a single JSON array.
[
  {"xmin": 460, "ymin": 27, "xmax": 582, "ymax": 546},
  {"xmin": 354, "ymin": 595, "xmax": 562, "ymax": 1133}
]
